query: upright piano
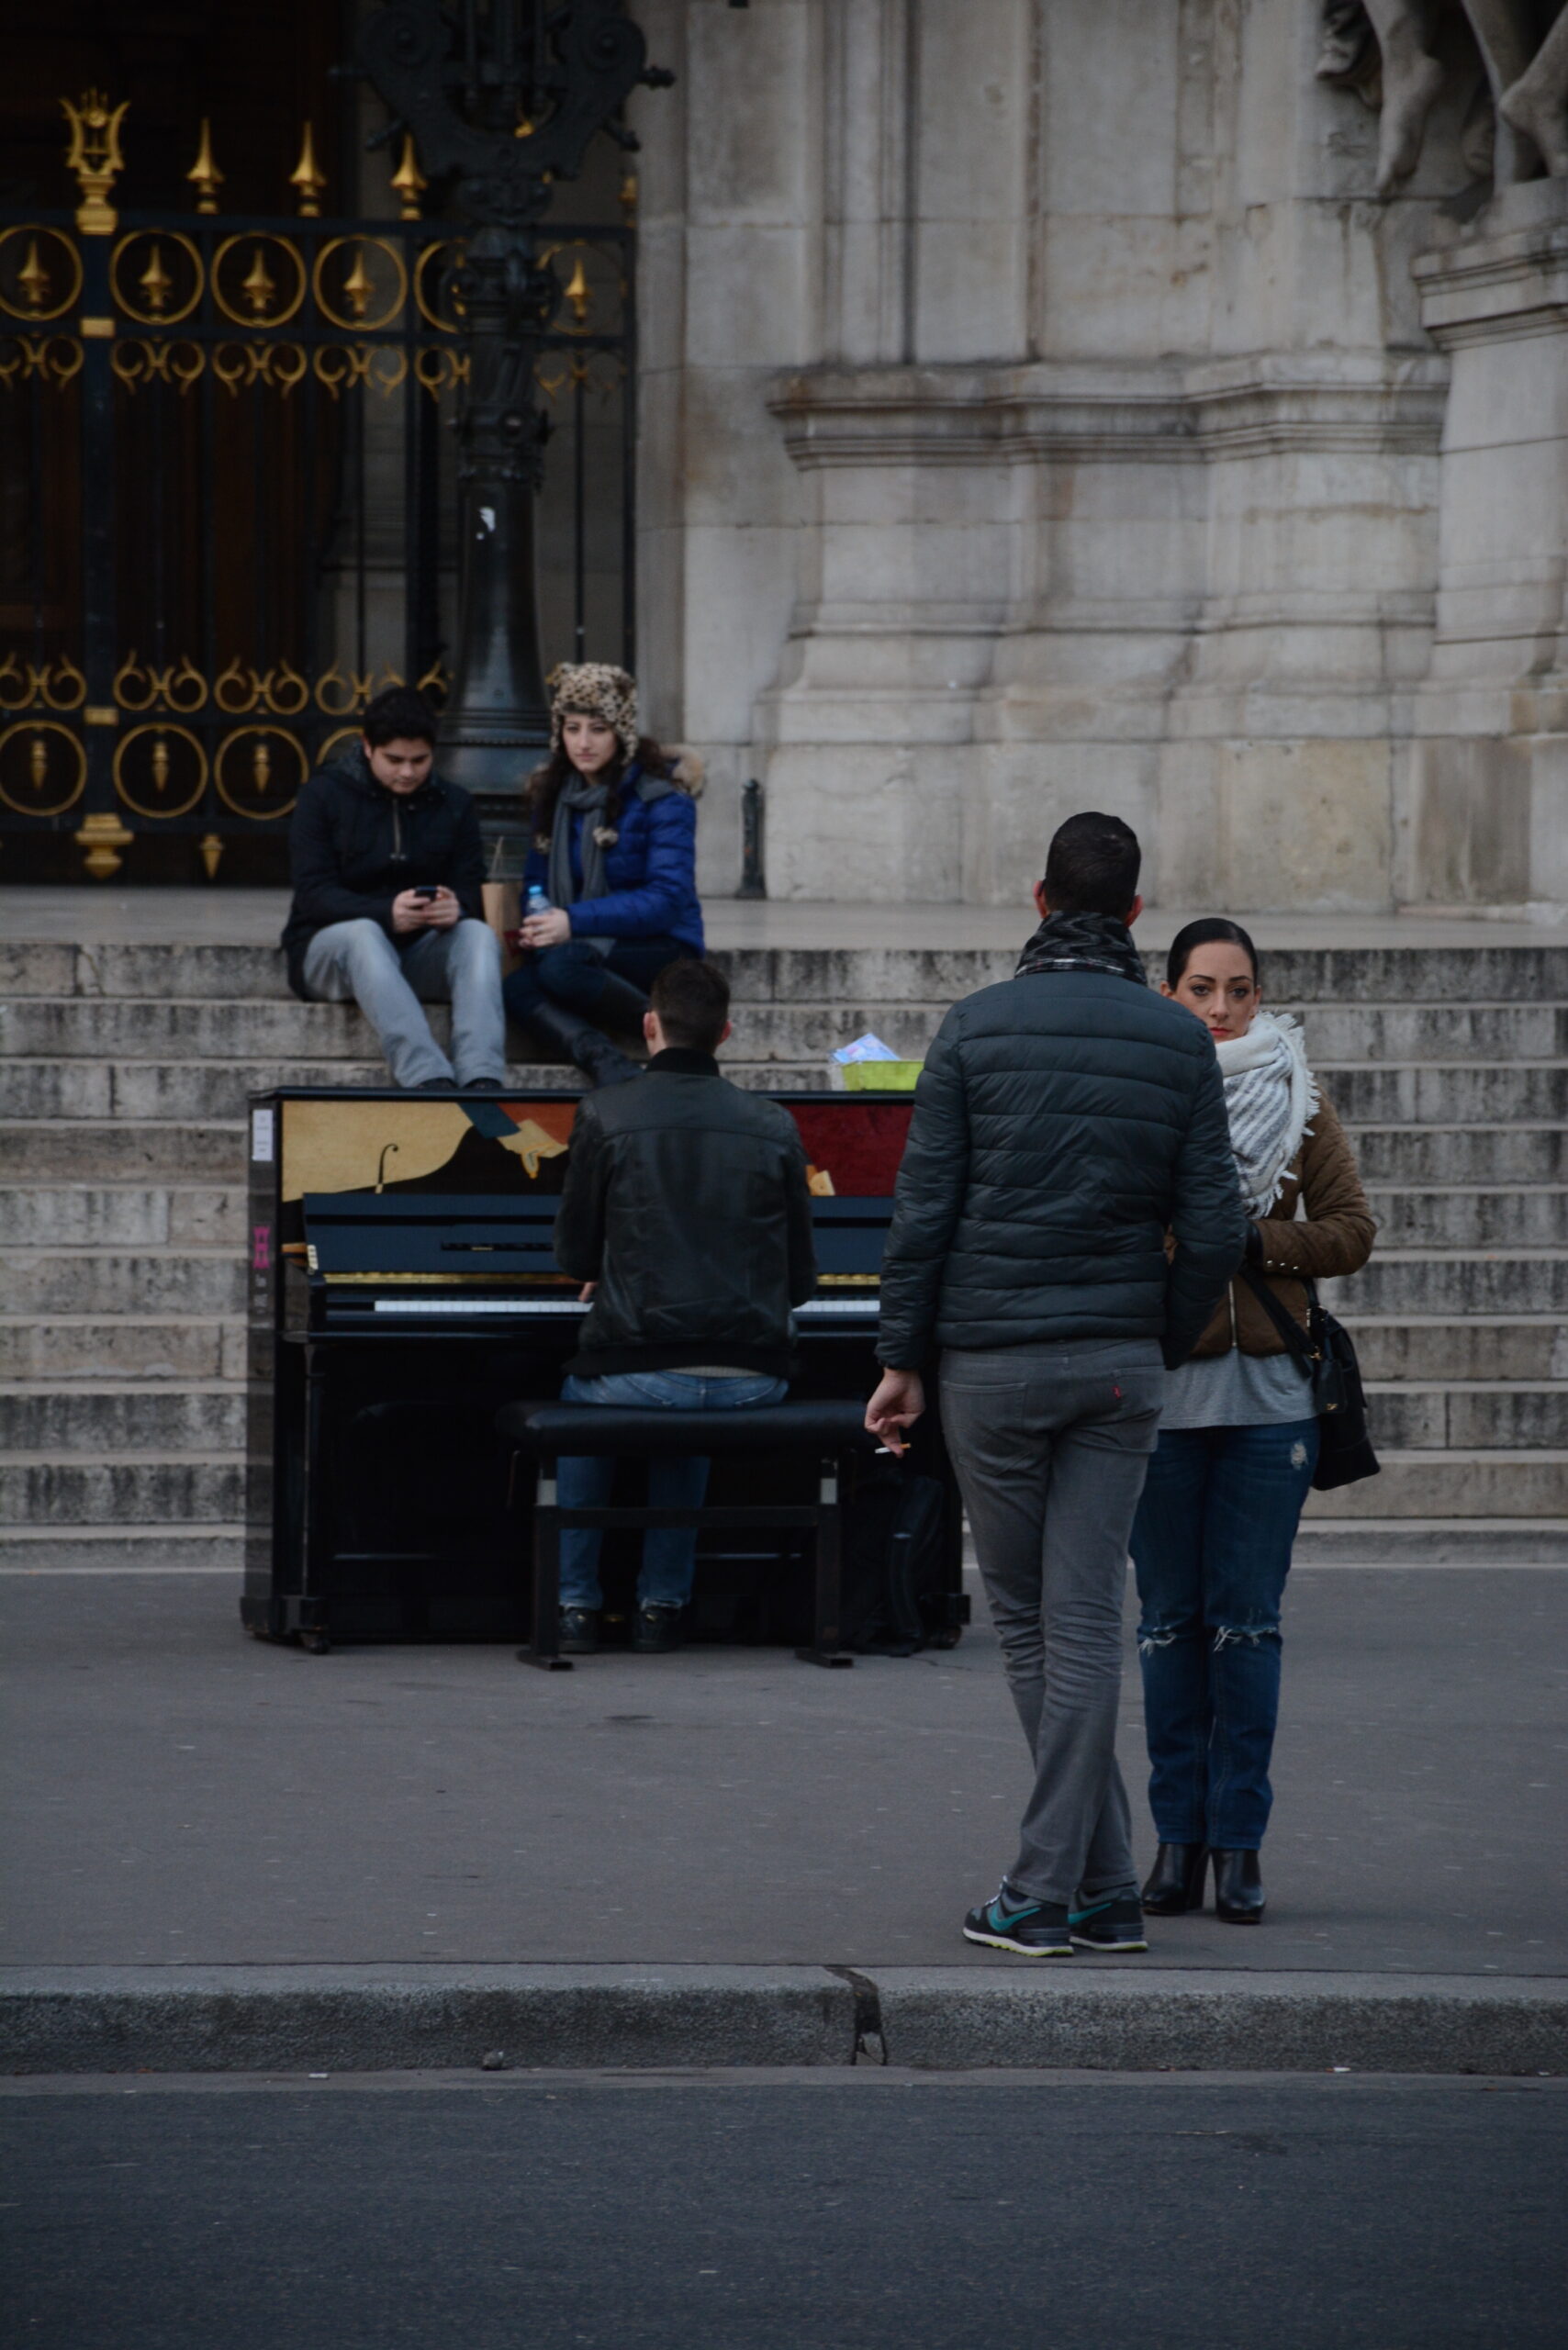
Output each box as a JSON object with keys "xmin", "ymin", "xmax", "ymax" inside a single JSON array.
[{"xmin": 243, "ymin": 1086, "xmax": 964, "ymax": 1649}]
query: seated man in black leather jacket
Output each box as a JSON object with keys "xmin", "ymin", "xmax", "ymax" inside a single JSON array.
[{"xmin": 550, "ymin": 957, "xmax": 818, "ymax": 1653}]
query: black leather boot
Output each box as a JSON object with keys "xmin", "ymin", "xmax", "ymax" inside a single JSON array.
[
  {"xmin": 523, "ymin": 999, "xmax": 641, "ymax": 1089},
  {"xmin": 590, "ymin": 968, "xmax": 653, "ymax": 1039},
  {"xmin": 1141, "ymin": 1842, "xmax": 1208, "ymax": 1915},
  {"xmin": 1211, "ymin": 1848, "xmax": 1265, "ymax": 1923}
]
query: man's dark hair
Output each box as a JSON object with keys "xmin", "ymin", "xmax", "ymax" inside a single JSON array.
[
  {"xmin": 362, "ymin": 687, "xmax": 438, "ymax": 748},
  {"xmin": 1042, "ymin": 811, "xmax": 1141, "ymax": 918},
  {"xmin": 650, "ymin": 956, "xmax": 730, "ymax": 1054}
]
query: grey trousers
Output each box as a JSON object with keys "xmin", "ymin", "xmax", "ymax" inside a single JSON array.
[
  {"xmin": 301, "ymin": 917, "xmax": 507, "ymax": 1088},
  {"xmin": 940, "ymin": 1338, "xmax": 1164, "ymax": 1906}
]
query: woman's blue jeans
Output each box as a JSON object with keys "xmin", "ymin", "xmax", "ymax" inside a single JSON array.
[
  {"xmin": 1128, "ymin": 1417, "xmax": 1319, "ymax": 1851},
  {"xmin": 502, "ymin": 935, "xmax": 691, "ymax": 1025},
  {"xmin": 557, "ymin": 1370, "xmax": 789, "ymax": 1610}
]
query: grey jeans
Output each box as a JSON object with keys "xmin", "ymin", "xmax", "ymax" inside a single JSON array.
[
  {"xmin": 301, "ymin": 916, "xmax": 506, "ymax": 1088},
  {"xmin": 940, "ymin": 1338, "xmax": 1164, "ymax": 1907}
]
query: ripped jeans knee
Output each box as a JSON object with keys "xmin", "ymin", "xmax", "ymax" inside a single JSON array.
[{"xmin": 1211, "ymin": 1620, "xmax": 1282, "ymax": 1652}]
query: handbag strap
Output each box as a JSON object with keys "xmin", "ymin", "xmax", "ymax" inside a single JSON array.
[{"xmin": 1238, "ymin": 1262, "xmax": 1320, "ymax": 1369}]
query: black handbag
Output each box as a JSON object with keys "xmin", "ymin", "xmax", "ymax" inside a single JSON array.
[{"xmin": 1238, "ymin": 1264, "xmax": 1380, "ymax": 1492}]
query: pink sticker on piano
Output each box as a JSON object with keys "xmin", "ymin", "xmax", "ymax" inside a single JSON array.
[{"xmin": 252, "ymin": 1225, "xmax": 272, "ymax": 1271}]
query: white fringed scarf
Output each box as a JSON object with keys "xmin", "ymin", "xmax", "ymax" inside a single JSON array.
[{"xmin": 1214, "ymin": 1009, "xmax": 1319, "ymax": 1216}]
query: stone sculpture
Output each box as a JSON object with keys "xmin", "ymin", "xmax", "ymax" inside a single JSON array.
[{"xmin": 1318, "ymin": 0, "xmax": 1568, "ymax": 191}]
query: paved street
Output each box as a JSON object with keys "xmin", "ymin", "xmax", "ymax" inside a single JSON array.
[
  {"xmin": 5, "ymin": 2071, "xmax": 1562, "ymax": 2349},
  {"xmin": 2, "ymin": 1566, "xmax": 1562, "ymax": 1974}
]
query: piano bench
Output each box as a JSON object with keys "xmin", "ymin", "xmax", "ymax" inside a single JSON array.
[{"xmin": 497, "ymin": 1399, "xmax": 876, "ymax": 1672}]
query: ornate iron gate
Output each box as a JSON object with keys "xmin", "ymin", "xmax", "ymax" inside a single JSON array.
[{"xmin": 0, "ymin": 94, "xmax": 633, "ymax": 879}]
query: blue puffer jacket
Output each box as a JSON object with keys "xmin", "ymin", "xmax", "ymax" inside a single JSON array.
[{"xmin": 523, "ymin": 763, "xmax": 704, "ymax": 952}]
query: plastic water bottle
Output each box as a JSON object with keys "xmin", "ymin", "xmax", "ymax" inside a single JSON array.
[{"xmin": 525, "ymin": 884, "xmax": 552, "ymax": 920}]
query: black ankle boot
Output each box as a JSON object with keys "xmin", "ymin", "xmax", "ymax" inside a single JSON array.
[
  {"xmin": 1141, "ymin": 1842, "xmax": 1208, "ymax": 1915},
  {"xmin": 523, "ymin": 1000, "xmax": 642, "ymax": 1089},
  {"xmin": 1211, "ymin": 1848, "xmax": 1265, "ymax": 1922}
]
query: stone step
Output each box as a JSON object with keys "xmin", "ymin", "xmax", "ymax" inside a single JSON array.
[
  {"xmin": 0, "ymin": 1122, "xmax": 247, "ymax": 1181},
  {"xmin": 2, "ymin": 1375, "xmax": 1557, "ymax": 1458},
  {"xmin": 1363, "ymin": 1186, "xmax": 1568, "ymax": 1248},
  {"xmin": 6, "ymin": 993, "xmax": 1566, "ymax": 1067},
  {"xmin": 4, "ymin": 1050, "xmax": 1564, "ymax": 1125},
  {"xmin": 0, "ymin": 1186, "xmax": 243, "ymax": 1249},
  {"xmin": 5, "ymin": 938, "xmax": 1565, "ymax": 1004},
  {"xmin": 1316, "ymin": 1064, "xmax": 1568, "ymax": 1125},
  {"xmin": 0, "ymin": 1316, "xmax": 247, "ymax": 1382},
  {"xmin": 0, "ymin": 1385, "xmax": 245, "ymax": 1453},
  {"xmin": 6, "ymin": 1177, "xmax": 1554, "ymax": 1255},
  {"xmin": 0, "ymin": 1251, "xmax": 245, "ymax": 1318},
  {"xmin": 0, "ymin": 1525, "xmax": 246, "ymax": 1572},
  {"xmin": 1327, "ymin": 1253, "xmax": 1568, "ymax": 1315},
  {"xmin": 1348, "ymin": 1127, "xmax": 1567, "ymax": 1182},
  {"xmin": 0, "ymin": 1455, "xmax": 247, "ymax": 1527},
  {"xmin": 1299, "ymin": 1451, "xmax": 1568, "ymax": 1517},
  {"xmin": 5, "ymin": 1444, "xmax": 1559, "ymax": 1528},
  {"xmin": 11, "ymin": 1116, "xmax": 1559, "ymax": 1188},
  {"xmin": 1366, "ymin": 1384, "xmax": 1568, "ymax": 1449},
  {"xmin": 0, "ymin": 1310, "xmax": 1553, "ymax": 1386},
  {"xmin": 1291, "ymin": 1517, "xmax": 1568, "ymax": 1563},
  {"xmin": 1342, "ymin": 1317, "xmax": 1567, "ymax": 1382}
]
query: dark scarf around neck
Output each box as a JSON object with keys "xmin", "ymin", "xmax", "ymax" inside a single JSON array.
[{"xmin": 1015, "ymin": 909, "xmax": 1147, "ymax": 987}]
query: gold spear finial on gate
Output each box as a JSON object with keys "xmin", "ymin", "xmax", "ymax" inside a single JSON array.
[
  {"xmin": 17, "ymin": 238, "xmax": 50, "ymax": 314},
  {"xmin": 186, "ymin": 118, "xmax": 223, "ymax": 214},
  {"xmin": 290, "ymin": 123, "xmax": 327, "ymax": 217},
  {"xmin": 390, "ymin": 132, "xmax": 426, "ymax": 221},
  {"xmin": 139, "ymin": 243, "xmax": 173, "ymax": 315},
  {"xmin": 62, "ymin": 90, "xmax": 129, "ymax": 236}
]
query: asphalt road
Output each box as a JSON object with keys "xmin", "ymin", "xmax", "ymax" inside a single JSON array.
[{"xmin": 4, "ymin": 2072, "xmax": 1562, "ymax": 2349}]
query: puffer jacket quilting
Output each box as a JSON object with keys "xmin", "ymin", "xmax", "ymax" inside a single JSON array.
[{"xmin": 877, "ymin": 968, "xmax": 1251, "ymax": 1370}]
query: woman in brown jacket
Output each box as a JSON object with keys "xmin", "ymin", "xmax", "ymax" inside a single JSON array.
[{"xmin": 1129, "ymin": 919, "xmax": 1375, "ymax": 1924}]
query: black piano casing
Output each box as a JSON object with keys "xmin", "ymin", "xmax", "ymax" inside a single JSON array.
[{"xmin": 243, "ymin": 1086, "xmax": 963, "ymax": 1648}]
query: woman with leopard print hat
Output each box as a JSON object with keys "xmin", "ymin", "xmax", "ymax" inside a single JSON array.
[{"xmin": 503, "ymin": 663, "xmax": 705, "ymax": 1087}]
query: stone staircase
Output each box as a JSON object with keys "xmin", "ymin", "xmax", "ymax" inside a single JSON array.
[{"xmin": 2, "ymin": 934, "xmax": 1564, "ymax": 1569}]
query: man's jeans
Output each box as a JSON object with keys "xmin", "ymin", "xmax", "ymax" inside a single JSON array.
[
  {"xmin": 557, "ymin": 1369, "xmax": 789, "ymax": 1609},
  {"xmin": 1129, "ymin": 1417, "xmax": 1319, "ymax": 1851},
  {"xmin": 939, "ymin": 1339, "xmax": 1164, "ymax": 1908},
  {"xmin": 301, "ymin": 917, "xmax": 507, "ymax": 1088}
]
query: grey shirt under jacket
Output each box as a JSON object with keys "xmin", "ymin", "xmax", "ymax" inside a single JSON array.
[{"xmin": 876, "ymin": 956, "xmax": 1250, "ymax": 1371}]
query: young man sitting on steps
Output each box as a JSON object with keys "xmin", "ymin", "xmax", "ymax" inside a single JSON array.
[
  {"xmin": 549, "ymin": 957, "xmax": 818, "ymax": 1653},
  {"xmin": 282, "ymin": 687, "xmax": 507, "ymax": 1092}
]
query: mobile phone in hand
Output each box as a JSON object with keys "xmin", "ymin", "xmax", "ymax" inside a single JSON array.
[{"xmin": 411, "ymin": 885, "xmax": 441, "ymax": 901}]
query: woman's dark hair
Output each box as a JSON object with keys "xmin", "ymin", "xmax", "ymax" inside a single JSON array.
[
  {"xmin": 523, "ymin": 729, "xmax": 672, "ymax": 843},
  {"xmin": 1042, "ymin": 811, "xmax": 1141, "ymax": 917},
  {"xmin": 1166, "ymin": 917, "xmax": 1260, "ymax": 990},
  {"xmin": 363, "ymin": 685, "xmax": 438, "ymax": 747}
]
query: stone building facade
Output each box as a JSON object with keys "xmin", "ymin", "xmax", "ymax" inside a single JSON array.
[{"xmin": 629, "ymin": 0, "xmax": 1567, "ymax": 912}]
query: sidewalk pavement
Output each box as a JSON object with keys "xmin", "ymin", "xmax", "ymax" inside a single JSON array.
[{"xmin": 3, "ymin": 1567, "xmax": 1563, "ymax": 2073}]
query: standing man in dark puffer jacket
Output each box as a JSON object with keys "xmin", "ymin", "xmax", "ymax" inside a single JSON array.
[{"xmin": 866, "ymin": 813, "xmax": 1249, "ymax": 1958}]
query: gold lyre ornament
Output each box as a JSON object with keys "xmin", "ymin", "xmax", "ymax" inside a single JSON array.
[
  {"xmin": 291, "ymin": 124, "xmax": 327, "ymax": 218},
  {"xmin": 62, "ymin": 90, "xmax": 129, "ymax": 237}
]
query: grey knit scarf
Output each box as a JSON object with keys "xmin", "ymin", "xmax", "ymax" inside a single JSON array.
[
  {"xmin": 1015, "ymin": 910, "xmax": 1148, "ymax": 987},
  {"xmin": 546, "ymin": 764, "xmax": 677, "ymax": 953}
]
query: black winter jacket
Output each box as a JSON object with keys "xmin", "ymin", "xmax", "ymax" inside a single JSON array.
[
  {"xmin": 554, "ymin": 1048, "xmax": 819, "ymax": 1378},
  {"xmin": 281, "ymin": 746, "xmax": 486, "ymax": 995},
  {"xmin": 877, "ymin": 954, "xmax": 1250, "ymax": 1371}
]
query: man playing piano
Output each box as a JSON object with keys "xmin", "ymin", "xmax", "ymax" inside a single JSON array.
[{"xmin": 549, "ymin": 957, "xmax": 818, "ymax": 1653}]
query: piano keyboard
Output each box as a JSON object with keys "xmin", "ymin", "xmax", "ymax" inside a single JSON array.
[{"xmin": 370, "ymin": 1295, "xmax": 880, "ymax": 1318}]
